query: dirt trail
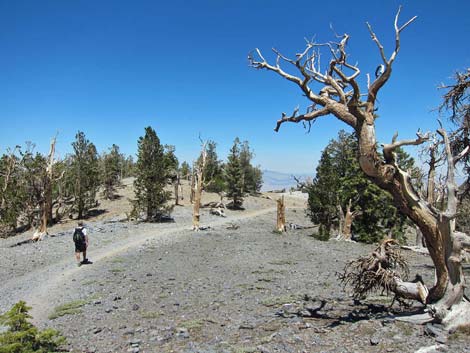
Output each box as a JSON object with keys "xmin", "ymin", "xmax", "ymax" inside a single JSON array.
[{"xmin": 25, "ymin": 206, "xmax": 278, "ymax": 324}]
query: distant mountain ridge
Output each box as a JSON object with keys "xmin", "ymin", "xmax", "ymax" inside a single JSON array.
[{"xmin": 261, "ymin": 170, "xmax": 312, "ymax": 192}]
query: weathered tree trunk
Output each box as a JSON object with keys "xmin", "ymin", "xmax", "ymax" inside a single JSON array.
[
  {"xmin": 343, "ymin": 201, "xmax": 353, "ymax": 239},
  {"xmin": 336, "ymin": 199, "xmax": 361, "ymax": 241},
  {"xmin": 32, "ymin": 137, "xmax": 57, "ymax": 241},
  {"xmin": 174, "ymin": 174, "xmax": 180, "ymax": 206},
  {"xmin": 189, "ymin": 172, "xmax": 195, "ymax": 204},
  {"xmin": 358, "ymin": 120, "xmax": 469, "ymax": 320},
  {"xmin": 276, "ymin": 196, "xmax": 286, "ymax": 232},
  {"xmin": 192, "ymin": 181, "xmax": 202, "ymax": 230},
  {"xmin": 192, "ymin": 142, "xmax": 208, "ymax": 231},
  {"xmin": 337, "ymin": 203, "xmax": 344, "ymax": 236},
  {"xmin": 427, "ymin": 158, "xmax": 436, "ymax": 206}
]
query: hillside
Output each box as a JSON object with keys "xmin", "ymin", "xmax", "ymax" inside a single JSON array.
[{"xmin": 0, "ymin": 180, "xmax": 467, "ymax": 353}]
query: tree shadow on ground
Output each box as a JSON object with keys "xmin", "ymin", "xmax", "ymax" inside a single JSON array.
[
  {"xmin": 84, "ymin": 209, "xmax": 107, "ymax": 218},
  {"xmin": 278, "ymin": 296, "xmax": 426, "ymax": 328}
]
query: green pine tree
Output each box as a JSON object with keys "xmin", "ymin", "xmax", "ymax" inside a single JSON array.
[
  {"xmin": 0, "ymin": 301, "xmax": 65, "ymax": 353},
  {"xmin": 68, "ymin": 131, "xmax": 100, "ymax": 219},
  {"xmin": 224, "ymin": 138, "xmax": 244, "ymax": 208},
  {"xmin": 0, "ymin": 149, "xmax": 26, "ymax": 235},
  {"xmin": 180, "ymin": 161, "xmax": 191, "ymax": 180},
  {"xmin": 239, "ymin": 140, "xmax": 263, "ymax": 195},
  {"xmin": 102, "ymin": 144, "xmax": 122, "ymax": 200},
  {"xmin": 201, "ymin": 141, "xmax": 225, "ymax": 193},
  {"xmin": 133, "ymin": 127, "xmax": 173, "ymax": 221},
  {"xmin": 307, "ymin": 130, "xmax": 413, "ymax": 243}
]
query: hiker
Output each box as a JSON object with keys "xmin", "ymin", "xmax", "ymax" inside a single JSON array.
[{"xmin": 73, "ymin": 221, "xmax": 92, "ymax": 266}]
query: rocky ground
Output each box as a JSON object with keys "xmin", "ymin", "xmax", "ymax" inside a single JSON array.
[{"xmin": 0, "ymin": 181, "xmax": 468, "ymax": 353}]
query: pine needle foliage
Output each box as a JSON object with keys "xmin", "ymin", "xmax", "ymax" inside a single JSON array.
[
  {"xmin": 68, "ymin": 131, "xmax": 100, "ymax": 219},
  {"xmin": 101, "ymin": 144, "xmax": 122, "ymax": 200},
  {"xmin": 0, "ymin": 301, "xmax": 65, "ymax": 353},
  {"xmin": 225, "ymin": 138, "xmax": 244, "ymax": 208},
  {"xmin": 307, "ymin": 130, "xmax": 415, "ymax": 243},
  {"xmin": 133, "ymin": 127, "xmax": 173, "ymax": 221}
]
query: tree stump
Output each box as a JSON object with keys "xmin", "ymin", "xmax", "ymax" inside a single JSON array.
[{"xmin": 276, "ymin": 196, "xmax": 286, "ymax": 232}]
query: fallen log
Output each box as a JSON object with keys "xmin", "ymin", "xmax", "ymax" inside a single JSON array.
[{"xmin": 210, "ymin": 208, "xmax": 226, "ymax": 217}]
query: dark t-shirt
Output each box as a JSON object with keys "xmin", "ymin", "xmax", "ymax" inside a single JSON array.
[{"xmin": 74, "ymin": 227, "xmax": 87, "ymax": 252}]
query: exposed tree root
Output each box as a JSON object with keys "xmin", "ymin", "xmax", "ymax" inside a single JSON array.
[{"xmin": 338, "ymin": 239, "xmax": 413, "ymax": 300}]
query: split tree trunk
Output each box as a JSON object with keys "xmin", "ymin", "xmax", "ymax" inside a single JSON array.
[{"xmin": 336, "ymin": 199, "xmax": 361, "ymax": 241}]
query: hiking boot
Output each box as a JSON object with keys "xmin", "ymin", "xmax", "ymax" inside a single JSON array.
[
  {"xmin": 82, "ymin": 259, "xmax": 93, "ymax": 265},
  {"xmin": 77, "ymin": 262, "xmax": 82, "ymax": 267}
]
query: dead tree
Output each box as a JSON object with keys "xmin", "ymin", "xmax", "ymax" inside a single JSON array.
[
  {"xmin": 192, "ymin": 141, "xmax": 208, "ymax": 231},
  {"xmin": 189, "ymin": 169, "xmax": 196, "ymax": 204},
  {"xmin": 276, "ymin": 195, "xmax": 286, "ymax": 232},
  {"xmin": 336, "ymin": 199, "xmax": 362, "ymax": 241},
  {"xmin": 32, "ymin": 136, "xmax": 63, "ymax": 241},
  {"xmin": 250, "ymin": 8, "xmax": 470, "ymax": 329}
]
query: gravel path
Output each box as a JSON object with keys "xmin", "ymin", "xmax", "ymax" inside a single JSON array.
[{"xmin": 1, "ymin": 192, "xmax": 469, "ymax": 352}]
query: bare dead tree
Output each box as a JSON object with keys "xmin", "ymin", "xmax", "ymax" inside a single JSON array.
[
  {"xmin": 292, "ymin": 175, "xmax": 312, "ymax": 192},
  {"xmin": 250, "ymin": 7, "xmax": 470, "ymax": 329},
  {"xmin": 192, "ymin": 140, "xmax": 208, "ymax": 231},
  {"xmin": 32, "ymin": 136, "xmax": 64, "ymax": 241},
  {"xmin": 439, "ymin": 69, "xmax": 470, "ymax": 195}
]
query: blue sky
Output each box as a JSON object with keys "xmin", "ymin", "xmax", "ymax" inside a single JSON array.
[{"xmin": 1, "ymin": 0, "xmax": 469, "ymax": 173}]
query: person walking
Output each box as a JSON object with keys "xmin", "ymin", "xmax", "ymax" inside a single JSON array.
[{"xmin": 73, "ymin": 221, "xmax": 92, "ymax": 266}]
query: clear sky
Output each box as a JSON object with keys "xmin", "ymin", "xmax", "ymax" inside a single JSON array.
[{"xmin": 1, "ymin": 0, "xmax": 469, "ymax": 174}]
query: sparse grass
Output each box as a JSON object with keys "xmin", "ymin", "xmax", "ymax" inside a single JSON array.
[
  {"xmin": 179, "ymin": 318, "xmax": 205, "ymax": 331},
  {"xmin": 233, "ymin": 347, "xmax": 258, "ymax": 353},
  {"xmin": 110, "ymin": 268, "xmax": 124, "ymax": 274},
  {"xmin": 141, "ymin": 311, "xmax": 161, "ymax": 319},
  {"xmin": 395, "ymin": 321, "xmax": 414, "ymax": 337},
  {"xmin": 237, "ymin": 283, "xmax": 254, "ymax": 290},
  {"xmin": 48, "ymin": 299, "xmax": 88, "ymax": 320},
  {"xmin": 110, "ymin": 257, "xmax": 125, "ymax": 263},
  {"xmin": 261, "ymin": 294, "xmax": 299, "ymax": 307},
  {"xmin": 449, "ymin": 324, "xmax": 470, "ymax": 341},
  {"xmin": 81, "ymin": 279, "xmax": 96, "ymax": 286}
]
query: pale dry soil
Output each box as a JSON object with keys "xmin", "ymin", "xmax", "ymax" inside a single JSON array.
[{"xmin": 0, "ymin": 180, "xmax": 468, "ymax": 353}]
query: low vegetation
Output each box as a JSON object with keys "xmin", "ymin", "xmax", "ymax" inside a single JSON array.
[{"xmin": 0, "ymin": 301, "xmax": 65, "ymax": 352}]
